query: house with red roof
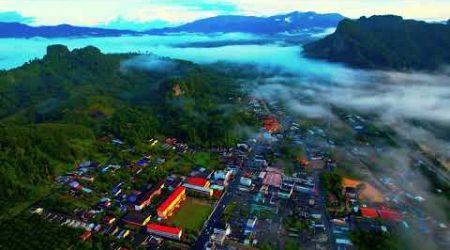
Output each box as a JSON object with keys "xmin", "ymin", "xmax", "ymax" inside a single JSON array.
[
  {"xmin": 157, "ymin": 186, "xmax": 186, "ymax": 219},
  {"xmin": 183, "ymin": 177, "xmax": 213, "ymax": 197},
  {"xmin": 186, "ymin": 177, "xmax": 210, "ymax": 188},
  {"xmin": 147, "ymin": 223, "xmax": 183, "ymax": 240},
  {"xmin": 360, "ymin": 207, "xmax": 378, "ymax": 218},
  {"xmin": 263, "ymin": 116, "xmax": 281, "ymax": 133}
]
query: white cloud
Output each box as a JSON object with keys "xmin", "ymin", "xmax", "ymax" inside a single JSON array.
[{"xmin": 0, "ymin": 0, "xmax": 449, "ymax": 26}]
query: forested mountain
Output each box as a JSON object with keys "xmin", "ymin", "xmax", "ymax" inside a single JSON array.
[
  {"xmin": 0, "ymin": 22, "xmax": 139, "ymax": 38},
  {"xmin": 303, "ymin": 15, "xmax": 450, "ymax": 70},
  {"xmin": 146, "ymin": 11, "xmax": 344, "ymax": 34},
  {"xmin": 0, "ymin": 45, "xmax": 256, "ymax": 214},
  {"xmin": 0, "ymin": 11, "xmax": 344, "ymax": 38}
]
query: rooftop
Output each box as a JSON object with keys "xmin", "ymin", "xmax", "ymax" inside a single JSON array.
[
  {"xmin": 122, "ymin": 211, "xmax": 150, "ymax": 225},
  {"xmin": 186, "ymin": 177, "xmax": 209, "ymax": 187},
  {"xmin": 147, "ymin": 223, "xmax": 182, "ymax": 235},
  {"xmin": 157, "ymin": 186, "xmax": 185, "ymax": 213},
  {"xmin": 360, "ymin": 207, "xmax": 378, "ymax": 218}
]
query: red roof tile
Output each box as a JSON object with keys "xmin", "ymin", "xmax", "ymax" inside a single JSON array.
[
  {"xmin": 147, "ymin": 223, "xmax": 181, "ymax": 235},
  {"xmin": 187, "ymin": 177, "xmax": 209, "ymax": 187},
  {"xmin": 157, "ymin": 186, "xmax": 185, "ymax": 214},
  {"xmin": 360, "ymin": 207, "xmax": 378, "ymax": 218},
  {"xmin": 263, "ymin": 117, "xmax": 281, "ymax": 133}
]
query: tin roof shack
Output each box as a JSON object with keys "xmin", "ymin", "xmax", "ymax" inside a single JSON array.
[
  {"xmin": 157, "ymin": 186, "xmax": 186, "ymax": 219},
  {"xmin": 147, "ymin": 223, "xmax": 182, "ymax": 240},
  {"xmin": 134, "ymin": 182, "xmax": 165, "ymax": 211},
  {"xmin": 122, "ymin": 211, "xmax": 151, "ymax": 228}
]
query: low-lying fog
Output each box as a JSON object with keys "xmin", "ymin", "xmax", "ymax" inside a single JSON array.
[{"xmin": 2, "ymin": 31, "xmax": 448, "ymax": 160}]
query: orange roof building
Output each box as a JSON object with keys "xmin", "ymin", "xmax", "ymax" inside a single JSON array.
[
  {"xmin": 342, "ymin": 178, "xmax": 384, "ymax": 203},
  {"xmin": 157, "ymin": 186, "xmax": 186, "ymax": 219},
  {"xmin": 360, "ymin": 207, "xmax": 378, "ymax": 218},
  {"xmin": 263, "ymin": 116, "xmax": 281, "ymax": 133}
]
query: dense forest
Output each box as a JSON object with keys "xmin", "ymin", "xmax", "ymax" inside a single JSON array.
[
  {"xmin": 0, "ymin": 45, "xmax": 257, "ymax": 217},
  {"xmin": 303, "ymin": 15, "xmax": 450, "ymax": 71}
]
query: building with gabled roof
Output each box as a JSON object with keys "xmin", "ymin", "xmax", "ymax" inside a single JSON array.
[
  {"xmin": 147, "ymin": 223, "xmax": 182, "ymax": 240},
  {"xmin": 134, "ymin": 182, "xmax": 164, "ymax": 211},
  {"xmin": 122, "ymin": 211, "xmax": 151, "ymax": 227},
  {"xmin": 186, "ymin": 177, "xmax": 210, "ymax": 188},
  {"xmin": 182, "ymin": 183, "xmax": 213, "ymax": 197},
  {"xmin": 262, "ymin": 167, "xmax": 282, "ymax": 188},
  {"xmin": 157, "ymin": 186, "xmax": 186, "ymax": 219}
]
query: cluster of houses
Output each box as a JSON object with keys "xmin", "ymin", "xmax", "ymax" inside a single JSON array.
[
  {"xmin": 236, "ymin": 164, "xmax": 315, "ymax": 202},
  {"xmin": 56, "ymin": 161, "xmax": 98, "ymax": 195},
  {"xmin": 326, "ymin": 177, "xmax": 408, "ymax": 249}
]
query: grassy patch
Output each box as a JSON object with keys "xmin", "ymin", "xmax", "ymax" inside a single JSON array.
[{"xmin": 169, "ymin": 199, "xmax": 212, "ymax": 233}]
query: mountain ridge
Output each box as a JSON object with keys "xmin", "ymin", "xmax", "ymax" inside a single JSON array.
[
  {"xmin": 303, "ymin": 15, "xmax": 450, "ymax": 71},
  {"xmin": 146, "ymin": 11, "xmax": 345, "ymax": 34},
  {"xmin": 0, "ymin": 11, "xmax": 345, "ymax": 38},
  {"xmin": 0, "ymin": 22, "xmax": 140, "ymax": 38}
]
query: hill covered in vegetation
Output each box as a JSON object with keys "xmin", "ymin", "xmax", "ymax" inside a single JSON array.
[
  {"xmin": 303, "ymin": 15, "xmax": 450, "ymax": 71},
  {"xmin": 0, "ymin": 45, "xmax": 257, "ymax": 216}
]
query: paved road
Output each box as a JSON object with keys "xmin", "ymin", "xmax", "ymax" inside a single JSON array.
[{"xmin": 191, "ymin": 162, "xmax": 243, "ymax": 249}]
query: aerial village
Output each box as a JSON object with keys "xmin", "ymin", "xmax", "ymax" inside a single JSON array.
[{"xmin": 29, "ymin": 94, "xmax": 449, "ymax": 250}]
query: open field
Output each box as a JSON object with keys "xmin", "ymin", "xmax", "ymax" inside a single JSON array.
[{"xmin": 170, "ymin": 198, "xmax": 213, "ymax": 233}]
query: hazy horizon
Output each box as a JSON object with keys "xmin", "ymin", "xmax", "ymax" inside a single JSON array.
[{"xmin": 0, "ymin": 0, "xmax": 448, "ymax": 30}]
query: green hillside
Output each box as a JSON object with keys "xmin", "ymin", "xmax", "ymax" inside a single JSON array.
[
  {"xmin": 0, "ymin": 45, "xmax": 257, "ymax": 216},
  {"xmin": 303, "ymin": 15, "xmax": 450, "ymax": 71}
]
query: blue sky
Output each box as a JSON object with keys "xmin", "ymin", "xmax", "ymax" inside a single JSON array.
[{"xmin": 0, "ymin": 0, "xmax": 448, "ymax": 28}]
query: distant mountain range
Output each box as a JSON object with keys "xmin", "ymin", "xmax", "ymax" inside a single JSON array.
[
  {"xmin": 0, "ymin": 22, "xmax": 139, "ymax": 38},
  {"xmin": 146, "ymin": 11, "xmax": 344, "ymax": 34},
  {"xmin": 303, "ymin": 15, "xmax": 450, "ymax": 71},
  {"xmin": 0, "ymin": 11, "xmax": 344, "ymax": 38}
]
